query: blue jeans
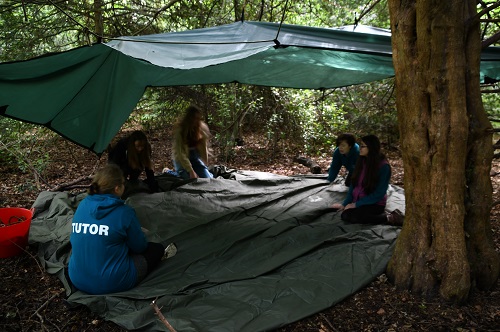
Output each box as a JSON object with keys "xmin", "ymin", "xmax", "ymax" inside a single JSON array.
[{"xmin": 174, "ymin": 149, "xmax": 213, "ymax": 180}]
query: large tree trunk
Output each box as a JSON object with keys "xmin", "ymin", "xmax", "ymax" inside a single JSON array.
[{"xmin": 386, "ymin": 0, "xmax": 499, "ymax": 303}]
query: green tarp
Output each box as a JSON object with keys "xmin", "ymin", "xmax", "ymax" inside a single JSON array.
[
  {"xmin": 2, "ymin": 21, "xmax": 500, "ymax": 154},
  {"xmin": 29, "ymin": 171, "xmax": 404, "ymax": 331}
]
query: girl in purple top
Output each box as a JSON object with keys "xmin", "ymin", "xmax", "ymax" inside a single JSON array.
[{"xmin": 331, "ymin": 135, "xmax": 403, "ymax": 226}]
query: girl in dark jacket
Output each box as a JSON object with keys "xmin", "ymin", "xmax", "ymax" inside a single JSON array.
[
  {"xmin": 108, "ymin": 130, "xmax": 157, "ymax": 191},
  {"xmin": 331, "ymin": 135, "xmax": 404, "ymax": 226}
]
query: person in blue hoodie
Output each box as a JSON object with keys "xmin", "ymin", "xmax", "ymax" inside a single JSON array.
[
  {"xmin": 68, "ymin": 164, "xmax": 166, "ymax": 295},
  {"xmin": 330, "ymin": 135, "xmax": 404, "ymax": 226},
  {"xmin": 327, "ymin": 133, "xmax": 360, "ymax": 186}
]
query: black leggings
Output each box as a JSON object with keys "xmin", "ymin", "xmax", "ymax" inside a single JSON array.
[
  {"xmin": 132, "ymin": 242, "xmax": 165, "ymax": 284},
  {"xmin": 340, "ymin": 204, "xmax": 387, "ymax": 225}
]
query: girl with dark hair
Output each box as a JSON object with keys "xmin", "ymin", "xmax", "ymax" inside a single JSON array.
[
  {"xmin": 327, "ymin": 133, "xmax": 360, "ymax": 186},
  {"xmin": 331, "ymin": 135, "xmax": 404, "ymax": 226},
  {"xmin": 108, "ymin": 130, "xmax": 157, "ymax": 191},
  {"xmin": 172, "ymin": 105, "xmax": 213, "ymax": 179},
  {"xmin": 68, "ymin": 164, "xmax": 172, "ymax": 295}
]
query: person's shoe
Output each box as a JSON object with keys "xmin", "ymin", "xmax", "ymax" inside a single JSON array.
[
  {"xmin": 387, "ymin": 209, "xmax": 404, "ymax": 226},
  {"xmin": 162, "ymin": 243, "xmax": 177, "ymax": 260}
]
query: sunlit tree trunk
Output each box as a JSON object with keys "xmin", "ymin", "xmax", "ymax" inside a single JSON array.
[{"xmin": 386, "ymin": 0, "xmax": 499, "ymax": 303}]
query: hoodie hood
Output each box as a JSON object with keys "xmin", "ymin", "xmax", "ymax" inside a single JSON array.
[{"xmin": 85, "ymin": 194, "xmax": 124, "ymax": 220}]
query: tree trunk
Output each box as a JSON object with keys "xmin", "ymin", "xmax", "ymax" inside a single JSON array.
[
  {"xmin": 94, "ymin": 0, "xmax": 104, "ymax": 43},
  {"xmin": 386, "ymin": 0, "xmax": 499, "ymax": 303}
]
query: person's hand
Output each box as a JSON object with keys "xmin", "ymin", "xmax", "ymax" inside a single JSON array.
[
  {"xmin": 331, "ymin": 203, "xmax": 344, "ymax": 210},
  {"xmin": 189, "ymin": 170, "xmax": 199, "ymax": 179},
  {"xmin": 344, "ymin": 203, "xmax": 356, "ymax": 210}
]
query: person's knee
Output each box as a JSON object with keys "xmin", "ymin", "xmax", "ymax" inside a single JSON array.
[
  {"xmin": 144, "ymin": 242, "xmax": 165, "ymax": 273},
  {"xmin": 340, "ymin": 211, "xmax": 351, "ymax": 222},
  {"xmin": 341, "ymin": 210, "xmax": 362, "ymax": 224}
]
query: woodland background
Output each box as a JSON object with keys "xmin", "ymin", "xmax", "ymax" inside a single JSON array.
[{"xmin": 1, "ymin": 1, "xmax": 499, "ymax": 331}]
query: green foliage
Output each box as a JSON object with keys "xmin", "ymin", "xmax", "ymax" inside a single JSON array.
[
  {"xmin": 483, "ymin": 86, "xmax": 500, "ymax": 129},
  {"xmin": 205, "ymin": 84, "xmax": 266, "ymax": 162},
  {"xmin": 130, "ymin": 87, "xmax": 187, "ymax": 131},
  {"xmin": 331, "ymin": 79, "xmax": 399, "ymax": 146},
  {"xmin": 264, "ymin": 89, "xmax": 349, "ymax": 156},
  {"xmin": 285, "ymin": 0, "xmax": 390, "ymax": 28},
  {"xmin": 0, "ymin": 118, "xmax": 52, "ymax": 178},
  {"xmin": 0, "ymin": 0, "xmax": 395, "ymax": 64},
  {"xmin": 0, "ymin": 2, "xmax": 83, "ymax": 61}
]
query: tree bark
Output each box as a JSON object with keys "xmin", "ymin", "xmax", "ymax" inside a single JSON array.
[
  {"xmin": 93, "ymin": 0, "xmax": 104, "ymax": 43},
  {"xmin": 386, "ymin": 0, "xmax": 499, "ymax": 303},
  {"xmin": 463, "ymin": 1, "xmax": 500, "ymax": 290}
]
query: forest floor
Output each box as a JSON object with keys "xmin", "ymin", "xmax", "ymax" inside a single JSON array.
[{"xmin": 0, "ymin": 128, "xmax": 499, "ymax": 332}]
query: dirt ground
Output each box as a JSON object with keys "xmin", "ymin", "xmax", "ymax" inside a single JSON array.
[{"xmin": 0, "ymin": 129, "xmax": 499, "ymax": 332}]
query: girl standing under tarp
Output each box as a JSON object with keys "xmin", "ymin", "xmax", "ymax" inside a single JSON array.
[
  {"xmin": 172, "ymin": 105, "xmax": 213, "ymax": 179},
  {"xmin": 68, "ymin": 164, "xmax": 170, "ymax": 295},
  {"xmin": 330, "ymin": 134, "xmax": 404, "ymax": 226},
  {"xmin": 108, "ymin": 130, "xmax": 158, "ymax": 191}
]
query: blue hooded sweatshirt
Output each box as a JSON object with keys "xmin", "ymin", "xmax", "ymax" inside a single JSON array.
[
  {"xmin": 327, "ymin": 143, "xmax": 360, "ymax": 182},
  {"xmin": 68, "ymin": 194, "xmax": 148, "ymax": 295}
]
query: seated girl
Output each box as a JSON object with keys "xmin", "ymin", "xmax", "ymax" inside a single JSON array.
[{"xmin": 68, "ymin": 164, "xmax": 168, "ymax": 295}]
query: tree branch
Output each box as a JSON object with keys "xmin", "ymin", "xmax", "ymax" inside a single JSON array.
[
  {"xmin": 480, "ymin": 18, "xmax": 500, "ymax": 23},
  {"xmin": 151, "ymin": 298, "xmax": 177, "ymax": 332},
  {"xmin": 482, "ymin": 30, "xmax": 500, "ymax": 49},
  {"xmin": 472, "ymin": 1, "xmax": 500, "ymax": 48},
  {"xmin": 50, "ymin": 176, "xmax": 92, "ymax": 192},
  {"xmin": 0, "ymin": 140, "xmax": 50, "ymax": 189},
  {"xmin": 476, "ymin": 1, "xmax": 500, "ymax": 20},
  {"xmin": 3, "ymin": 239, "xmax": 45, "ymax": 275},
  {"xmin": 320, "ymin": 313, "xmax": 340, "ymax": 332},
  {"xmin": 30, "ymin": 289, "xmax": 65, "ymax": 332},
  {"xmin": 481, "ymin": 88, "xmax": 500, "ymax": 93},
  {"xmin": 355, "ymin": 0, "xmax": 383, "ymax": 25},
  {"xmin": 132, "ymin": 0, "xmax": 182, "ymax": 35}
]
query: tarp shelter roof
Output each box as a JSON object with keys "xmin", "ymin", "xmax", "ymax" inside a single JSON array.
[{"xmin": 1, "ymin": 20, "xmax": 500, "ymax": 154}]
